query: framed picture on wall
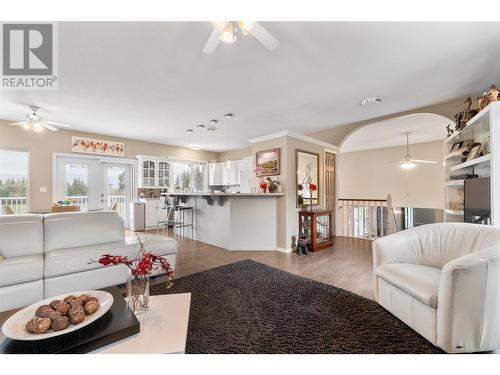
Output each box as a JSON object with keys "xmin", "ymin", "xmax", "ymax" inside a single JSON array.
[{"xmin": 255, "ymin": 148, "xmax": 280, "ymax": 177}]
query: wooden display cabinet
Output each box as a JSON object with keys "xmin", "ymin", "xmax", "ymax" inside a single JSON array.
[{"xmin": 298, "ymin": 209, "xmax": 333, "ymax": 252}]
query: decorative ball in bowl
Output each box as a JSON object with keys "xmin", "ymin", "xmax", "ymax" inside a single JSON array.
[{"xmin": 2, "ymin": 290, "xmax": 113, "ymax": 341}]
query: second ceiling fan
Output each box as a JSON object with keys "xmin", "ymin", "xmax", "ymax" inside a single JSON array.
[
  {"xmin": 391, "ymin": 133, "xmax": 438, "ymax": 169},
  {"xmin": 202, "ymin": 21, "xmax": 279, "ymax": 54}
]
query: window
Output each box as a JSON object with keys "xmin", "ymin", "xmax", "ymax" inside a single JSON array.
[
  {"xmin": 171, "ymin": 161, "xmax": 206, "ymax": 192},
  {"xmin": 0, "ymin": 149, "xmax": 29, "ymax": 214},
  {"xmin": 64, "ymin": 163, "xmax": 89, "ymax": 210}
]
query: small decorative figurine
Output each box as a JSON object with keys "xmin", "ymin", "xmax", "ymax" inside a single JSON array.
[
  {"xmin": 446, "ymin": 124, "xmax": 454, "ymax": 137},
  {"xmin": 296, "ymin": 235, "xmax": 309, "ymax": 256}
]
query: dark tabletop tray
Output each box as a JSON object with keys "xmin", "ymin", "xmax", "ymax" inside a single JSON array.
[{"xmin": 0, "ymin": 286, "xmax": 140, "ymax": 354}]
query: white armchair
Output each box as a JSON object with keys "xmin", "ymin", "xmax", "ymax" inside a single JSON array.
[{"xmin": 373, "ymin": 223, "xmax": 500, "ymax": 353}]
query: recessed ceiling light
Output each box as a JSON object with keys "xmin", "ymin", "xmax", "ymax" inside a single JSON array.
[
  {"xmin": 209, "ymin": 119, "xmax": 218, "ymax": 124},
  {"xmin": 206, "ymin": 126, "xmax": 217, "ymax": 131},
  {"xmin": 224, "ymin": 113, "xmax": 234, "ymax": 119},
  {"xmin": 197, "ymin": 124, "xmax": 206, "ymax": 130},
  {"xmin": 190, "ymin": 145, "xmax": 201, "ymax": 150},
  {"xmin": 360, "ymin": 97, "xmax": 382, "ymax": 106},
  {"xmin": 186, "ymin": 129, "xmax": 194, "ymax": 134}
]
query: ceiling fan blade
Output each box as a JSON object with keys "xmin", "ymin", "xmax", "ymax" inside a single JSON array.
[
  {"xmin": 412, "ymin": 159, "xmax": 438, "ymax": 164},
  {"xmin": 9, "ymin": 121, "xmax": 27, "ymax": 126},
  {"xmin": 42, "ymin": 123, "xmax": 59, "ymax": 131},
  {"xmin": 389, "ymin": 160, "xmax": 405, "ymax": 164},
  {"xmin": 43, "ymin": 121, "xmax": 71, "ymax": 128},
  {"xmin": 202, "ymin": 29, "xmax": 220, "ymax": 54},
  {"xmin": 247, "ymin": 22, "xmax": 279, "ymax": 51}
]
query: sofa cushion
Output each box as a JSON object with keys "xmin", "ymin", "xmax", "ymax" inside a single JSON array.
[
  {"xmin": 0, "ymin": 255, "xmax": 44, "ymax": 287},
  {"xmin": 0, "ymin": 214, "xmax": 44, "ymax": 257},
  {"xmin": 44, "ymin": 241, "xmax": 137, "ymax": 278},
  {"xmin": 44, "ymin": 235, "xmax": 177, "ymax": 278},
  {"xmin": 44, "ymin": 211, "xmax": 124, "ymax": 252},
  {"xmin": 126, "ymin": 234, "xmax": 178, "ymax": 256},
  {"xmin": 376, "ymin": 263, "xmax": 441, "ymax": 308}
]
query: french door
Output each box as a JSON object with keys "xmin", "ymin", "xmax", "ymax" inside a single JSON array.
[{"xmin": 54, "ymin": 156, "xmax": 133, "ymax": 227}]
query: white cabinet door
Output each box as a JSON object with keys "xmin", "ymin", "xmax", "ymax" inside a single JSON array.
[
  {"xmin": 235, "ymin": 161, "xmax": 244, "ymax": 185},
  {"xmin": 141, "ymin": 159, "xmax": 156, "ymax": 187},
  {"xmin": 221, "ymin": 164, "xmax": 228, "ymax": 185},
  {"xmin": 145, "ymin": 201, "xmax": 159, "ymax": 227},
  {"xmin": 209, "ymin": 164, "xmax": 223, "ymax": 186},
  {"xmin": 229, "ymin": 162, "xmax": 238, "ymax": 185}
]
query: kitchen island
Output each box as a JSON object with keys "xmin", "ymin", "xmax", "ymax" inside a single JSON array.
[{"xmin": 168, "ymin": 193, "xmax": 283, "ymax": 251}]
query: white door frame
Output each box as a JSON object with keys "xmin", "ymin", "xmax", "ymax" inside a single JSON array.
[
  {"xmin": 52, "ymin": 153, "xmax": 137, "ymax": 225},
  {"xmin": 101, "ymin": 162, "xmax": 133, "ymax": 227}
]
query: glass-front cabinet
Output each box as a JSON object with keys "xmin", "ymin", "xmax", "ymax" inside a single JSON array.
[
  {"xmin": 142, "ymin": 159, "xmax": 156, "ymax": 187},
  {"xmin": 138, "ymin": 157, "xmax": 169, "ymax": 189},
  {"xmin": 298, "ymin": 209, "xmax": 333, "ymax": 252},
  {"xmin": 157, "ymin": 161, "xmax": 170, "ymax": 188}
]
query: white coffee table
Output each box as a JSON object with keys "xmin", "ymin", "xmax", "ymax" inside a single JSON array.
[{"xmin": 91, "ymin": 293, "xmax": 191, "ymax": 354}]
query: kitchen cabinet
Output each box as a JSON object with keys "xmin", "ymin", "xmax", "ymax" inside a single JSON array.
[
  {"xmin": 208, "ymin": 158, "xmax": 253, "ymax": 189},
  {"xmin": 209, "ymin": 164, "xmax": 223, "ymax": 186},
  {"xmin": 137, "ymin": 156, "xmax": 171, "ymax": 188}
]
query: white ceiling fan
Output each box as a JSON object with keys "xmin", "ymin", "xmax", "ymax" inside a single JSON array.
[
  {"xmin": 202, "ymin": 21, "xmax": 279, "ymax": 54},
  {"xmin": 391, "ymin": 133, "xmax": 438, "ymax": 169},
  {"xmin": 9, "ymin": 106, "xmax": 71, "ymax": 132}
]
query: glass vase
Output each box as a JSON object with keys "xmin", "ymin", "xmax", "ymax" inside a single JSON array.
[{"xmin": 126, "ymin": 272, "xmax": 150, "ymax": 315}]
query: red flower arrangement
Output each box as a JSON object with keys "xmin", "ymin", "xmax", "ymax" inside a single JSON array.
[
  {"xmin": 309, "ymin": 183, "xmax": 317, "ymax": 192},
  {"xmin": 259, "ymin": 181, "xmax": 268, "ymax": 193},
  {"xmin": 91, "ymin": 236, "xmax": 173, "ymax": 287}
]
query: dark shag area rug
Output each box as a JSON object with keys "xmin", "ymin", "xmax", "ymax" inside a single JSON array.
[{"xmin": 150, "ymin": 259, "xmax": 444, "ymax": 354}]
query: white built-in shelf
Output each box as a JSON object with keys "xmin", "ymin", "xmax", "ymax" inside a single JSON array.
[
  {"xmin": 446, "ymin": 180, "xmax": 464, "ymax": 186},
  {"xmin": 444, "ymin": 103, "xmax": 493, "ymax": 145},
  {"xmin": 445, "ymin": 209, "xmax": 464, "ymax": 215},
  {"xmin": 444, "ymin": 151, "xmax": 463, "ymax": 160},
  {"xmin": 450, "ymin": 154, "xmax": 491, "ymax": 172}
]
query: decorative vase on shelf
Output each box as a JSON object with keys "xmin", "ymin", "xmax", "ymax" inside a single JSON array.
[{"xmin": 126, "ymin": 272, "xmax": 150, "ymax": 315}]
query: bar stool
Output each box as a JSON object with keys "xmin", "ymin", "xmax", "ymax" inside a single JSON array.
[{"xmin": 174, "ymin": 204, "xmax": 194, "ymax": 239}]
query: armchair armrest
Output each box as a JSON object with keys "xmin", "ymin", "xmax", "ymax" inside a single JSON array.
[
  {"xmin": 372, "ymin": 229, "xmax": 422, "ymax": 301},
  {"xmin": 437, "ymin": 246, "xmax": 500, "ymax": 353}
]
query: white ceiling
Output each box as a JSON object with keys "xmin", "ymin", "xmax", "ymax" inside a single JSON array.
[
  {"xmin": 339, "ymin": 113, "xmax": 450, "ymax": 153},
  {"xmin": 0, "ymin": 22, "xmax": 499, "ymax": 151}
]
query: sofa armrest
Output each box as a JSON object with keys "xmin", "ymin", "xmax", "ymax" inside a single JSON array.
[
  {"xmin": 372, "ymin": 229, "xmax": 421, "ymax": 301},
  {"xmin": 437, "ymin": 246, "xmax": 500, "ymax": 353}
]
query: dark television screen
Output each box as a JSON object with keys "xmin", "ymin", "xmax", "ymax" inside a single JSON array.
[{"xmin": 464, "ymin": 177, "xmax": 491, "ymax": 224}]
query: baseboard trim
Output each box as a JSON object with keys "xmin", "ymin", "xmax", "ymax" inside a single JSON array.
[{"xmin": 276, "ymin": 247, "xmax": 294, "ymax": 253}]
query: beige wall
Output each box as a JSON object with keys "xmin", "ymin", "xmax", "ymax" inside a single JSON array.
[
  {"xmin": 285, "ymin": 137, "xmax": 326, "ymax": 249},
  {"xmin": 218, "ymin": 146, "xmax": 252, "ymax": 163},
  {"xmin": 0, "ymin": 119, "xmax": 218, "ymax": 211},
  {"xmin": 248, "ymin": 136, "xmax": 327, "ymax": 250},
  {"xmin": 338, "ymin": 141, "xmax": 444, "ymax": 209}
]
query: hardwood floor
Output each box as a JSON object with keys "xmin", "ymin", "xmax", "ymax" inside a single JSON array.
[{"xmin": 127, "ymin": 229, "xmax": 374, "ymax": 300}]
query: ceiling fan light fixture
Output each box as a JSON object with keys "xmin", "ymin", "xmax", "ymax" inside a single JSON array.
[
  {"xmin": 220, "ymin": 23, "xmax": 236, "ymax": 43},
  {"xmin": 400, "ymin": 161, "xmax": 416, "ymax": 170},
  {"xmin": 33, "ymin": 122, "xmax": 44, "ymax": 132}
]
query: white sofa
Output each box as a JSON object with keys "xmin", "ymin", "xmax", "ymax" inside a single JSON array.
[
  {"xmin": 0, "ymin": 211, "xmax": 177, "ymax": 312},
  {"xmin": 373, "ymin": 223, "xmax": 500, "ymax": 353}
]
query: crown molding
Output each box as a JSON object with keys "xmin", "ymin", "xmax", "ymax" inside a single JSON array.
[{"xmin": 248, "ymin": 130, "xmax": 339, "ymax": 152}]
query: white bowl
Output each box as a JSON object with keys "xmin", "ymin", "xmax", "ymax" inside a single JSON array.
[{"xmin": 2, "ymin": 290, "xmax": 114, "ymax": 341}]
